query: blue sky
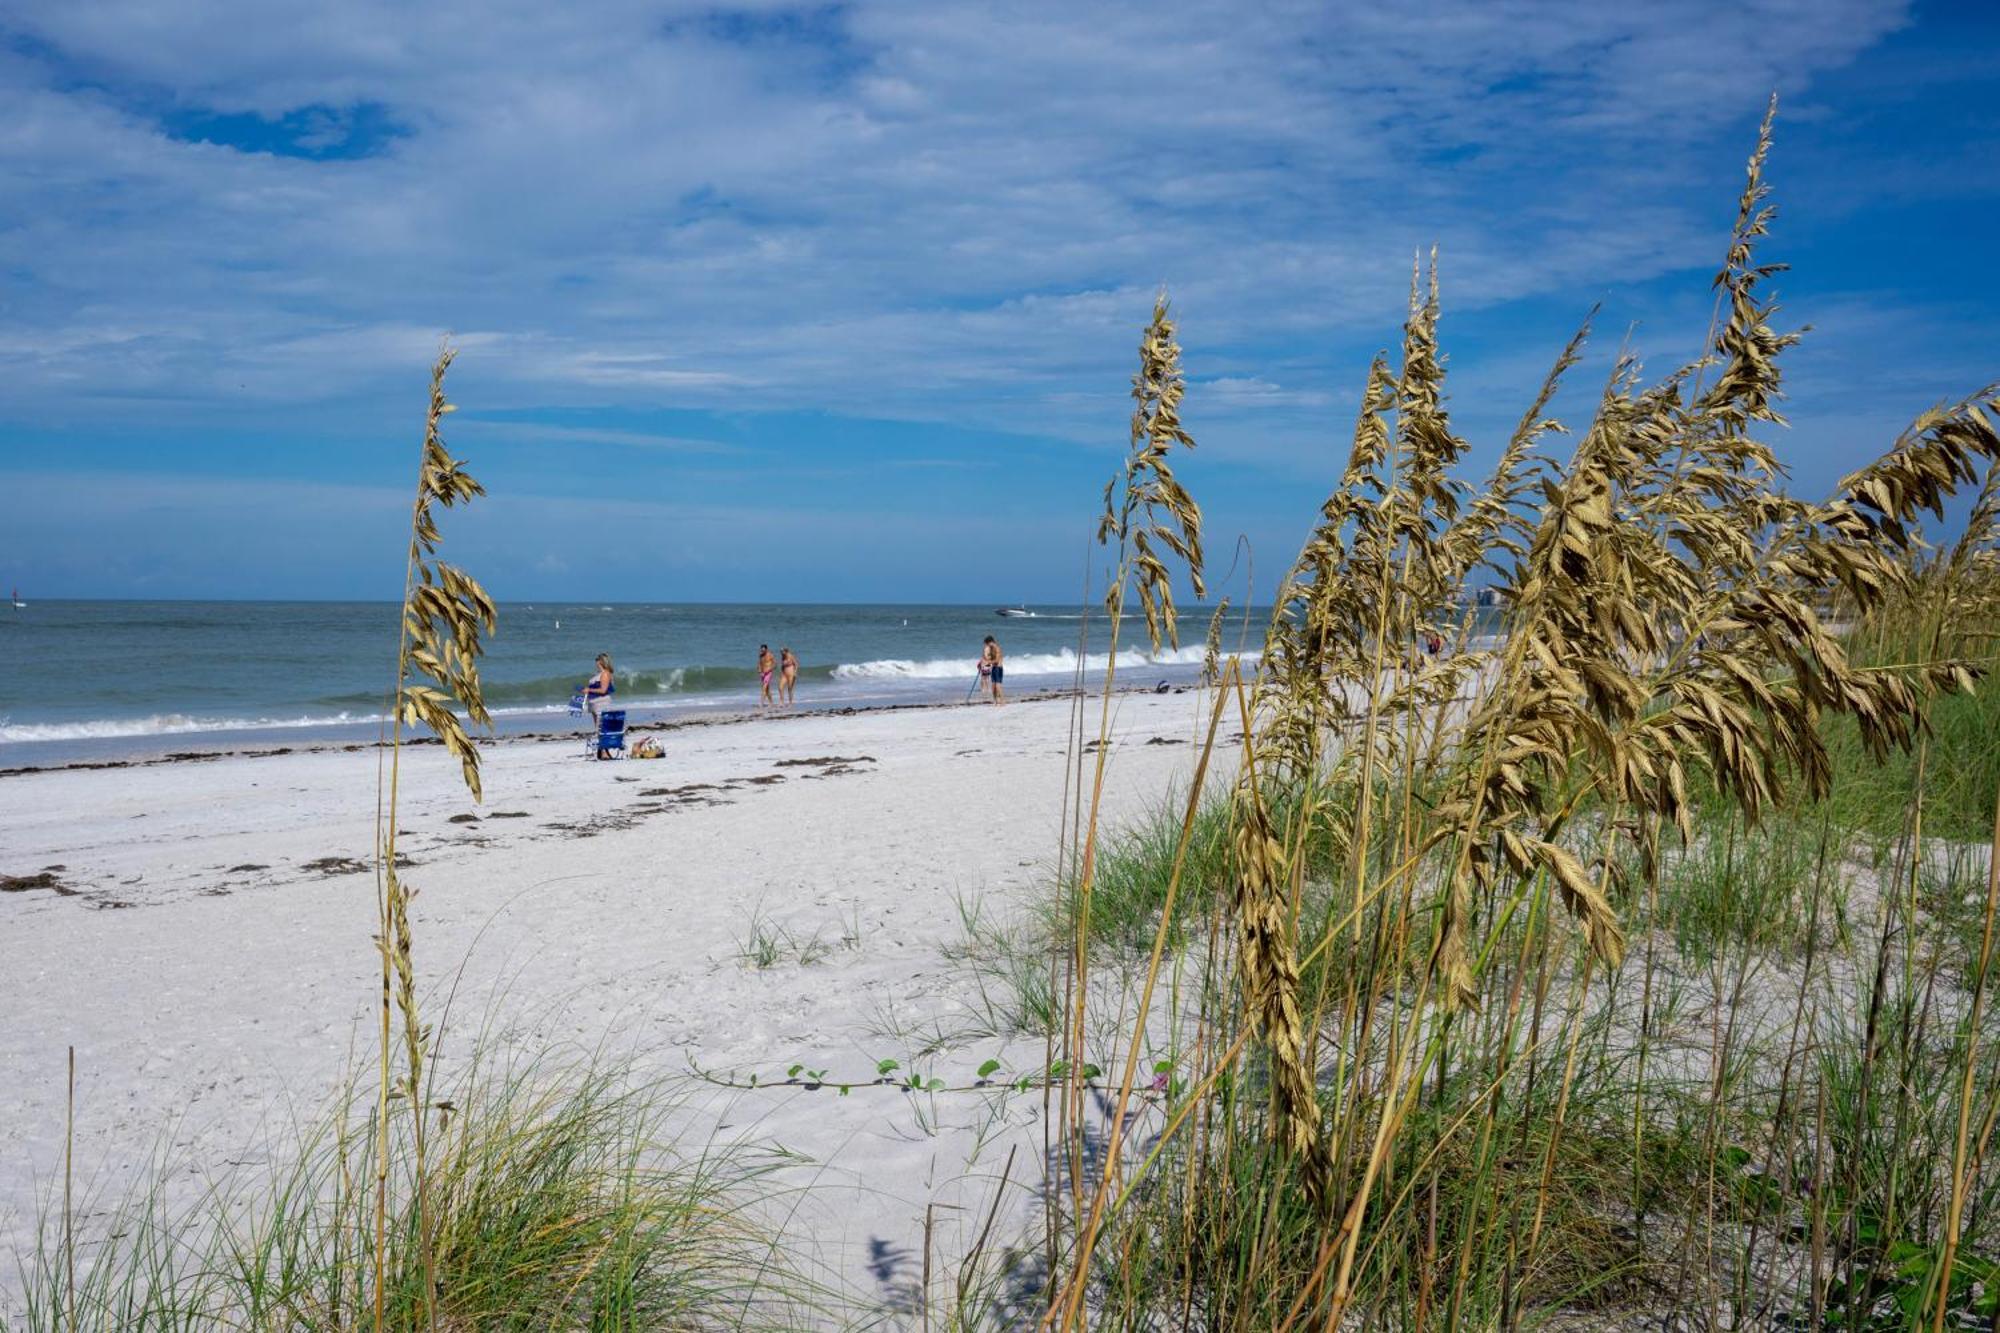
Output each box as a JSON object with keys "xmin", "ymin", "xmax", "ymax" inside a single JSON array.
[{"xmin": 0, "ymin": 0, "xmax": 1995, "ymax": 603}]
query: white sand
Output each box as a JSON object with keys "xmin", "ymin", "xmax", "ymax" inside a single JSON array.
[{"xmin": 0, "ymin": 688, "xmax": 1215, "ymax": 1321}]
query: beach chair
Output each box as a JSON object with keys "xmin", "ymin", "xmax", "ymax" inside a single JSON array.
[{"xmin": 591, "ymin": 709, "xmax": 627, "ymax": 759}]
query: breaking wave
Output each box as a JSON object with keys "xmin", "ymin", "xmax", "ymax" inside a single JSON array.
[
  {"xmin": 0, "ymin": 711, "xmax": 383, "ymax": 744},
  {"xmin": 831, "ymin": 645, "xmax": 1223, "ymax": 682}
]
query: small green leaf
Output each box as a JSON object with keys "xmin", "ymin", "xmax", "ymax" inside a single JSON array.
[
  {"xmin": 787, "ymin": 1064, "xmax": 804, "ymax": 1079},
  {"xmin": 877, "ymin": 1058, "xmax": 900, "ymax": 1076},
  {"xmin": 926, "ymin": 1077, "xmax": 945, "ymax": 1092},
  {"xmin": 978, "ymin": 1059, "xmax": 1002, "ymax": 1078}
]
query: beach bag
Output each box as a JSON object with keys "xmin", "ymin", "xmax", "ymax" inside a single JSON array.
[{"xmin": 631, "ymin": 737, "xmax": 664, "ymax": 759}]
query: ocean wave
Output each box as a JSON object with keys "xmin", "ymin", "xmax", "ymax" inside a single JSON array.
[
  {"xmin": 0, "ymin": 710, "xmax": 384, "ymax": 744},
  {"xmin": 317, "ymin": 661, "xmax": 857, "ymax": 711},
  {"xmin": 473, "ymin": 663, "xmax": 830, "ymax": 704},
  {"xmin": 2, "ymin": 643, "xmax": 1238, "ymax": 747},
  {"xmin": 0, "ymin": 699, "xmax": 612, "ymax": 744},
  {"xmin": 831, "ymin": 645, "xmax": 1224, "ymax": 682}
]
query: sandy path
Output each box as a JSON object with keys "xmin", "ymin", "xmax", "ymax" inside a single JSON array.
[{"xmin": 0, "ymin": 688, "xmax": 1215, "ymax": 1322}]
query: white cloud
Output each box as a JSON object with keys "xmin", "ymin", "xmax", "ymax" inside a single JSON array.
[
  {"xmin": 0, "ymin": 0, "xmax": 1968, "ymax": 514},
  {"xmin": 452, "ymin": 420, "xmax": 742, "ymax": 454},
  {"xmin": 1203, "ymin": 377, "xmax": 1330, "ymax": 409},
  {"xmin": 556, "ymin": 353, "xmax": 755, "ymax": 391}
]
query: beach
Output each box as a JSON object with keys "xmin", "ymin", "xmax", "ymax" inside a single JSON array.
[
  {"xmin": 7, "ymin": 5, "xmax": 1996, "ymax": 1321},
  {"xmin": 0, "ymin": 686, "xmax": 1214, "ymax": 1320}
]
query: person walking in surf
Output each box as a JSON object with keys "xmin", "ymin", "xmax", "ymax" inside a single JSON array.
[
  {"xmin": 981, "ymin": 635, "xmax": 1005, "ymax": 705},
  {"xmin": 779, "ymin": 647, "xmax": 799, "ymax": 706},
  {"xmin": 757, "ymin": 644, "xmax": 775, "ymax": 707}
]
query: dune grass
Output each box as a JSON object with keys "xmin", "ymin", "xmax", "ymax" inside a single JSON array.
[
  {"xmin": 1815, "ymin": 664, "xmax": 2000, "ymax": 846},
  {"xmin": 1027, "ymin": 99, "xmax": 2000, "ymax": 1330},
  {"xmin": 1020, "ymin": 723, "xmax": 1997, "ymax": 1327},
  {"xmin": 8, "ymin": 1050, "xmax": 809, "ymax": 1332}
]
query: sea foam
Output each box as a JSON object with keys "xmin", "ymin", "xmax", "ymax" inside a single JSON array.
[
  {"xmin": 0, "ymin": 711, "xmax": 379, "ymax": 744},
  {"xmin": 830, "ymin": 644, "xmax": 1223, "ymax": 682}
]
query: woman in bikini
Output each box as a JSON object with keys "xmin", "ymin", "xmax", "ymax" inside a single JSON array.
[
  {"xmin": 758, "ymin": 644, "xmax": 775, "ymax": 707},
  {"xmin": 779, "ymin": 647, "xmax": 799, "ymax": 706}
]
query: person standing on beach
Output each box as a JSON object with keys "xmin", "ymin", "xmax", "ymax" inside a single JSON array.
[
  {"xmin": 779, "ymin": 647, "xmax": 799, "ymax": 706},
  {"xmin": 981, "ymin": 635, "xmax": 1005, "ymax": 705},
  {"xmin": 584, "ymin": 653, "xmax": 615, "ymax": 720},
  {"xmin": 758, "ymin": 644, "xmax": 775, "ymax": 707},
  {"xmin": 583, "ymin": 653, "xmax": 617, "ymax": 759}
]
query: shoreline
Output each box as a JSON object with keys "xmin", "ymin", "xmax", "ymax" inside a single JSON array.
[
  {"xmin": 0, "ymin": 598, "xmax": 1232, "ymax": 769},
  {"xmin": 0, "ymin": 681, "xmax": 1191, "ymax": 778}
]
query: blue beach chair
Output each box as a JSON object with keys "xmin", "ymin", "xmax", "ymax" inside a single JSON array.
[
  {"xmin": 572, "ymin": 688, "xmax": 625, "ymax": 758},
  {"xmin": 592, "ymin": 709, "xmax": 627, "ymax": 759}
]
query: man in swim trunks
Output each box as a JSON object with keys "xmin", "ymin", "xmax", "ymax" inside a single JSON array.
[
  {"xmin": 758, "ymin": 644, "xmax": 775, "ymax": 707},
  {"xmin": 982, "ymin": 635, "xmax": 1005, "ymax": 705}
]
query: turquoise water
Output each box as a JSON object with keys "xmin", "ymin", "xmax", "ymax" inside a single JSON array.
[{"xmin": 0, "ymin": 601, "xmax": 1225, "ymax": 765}]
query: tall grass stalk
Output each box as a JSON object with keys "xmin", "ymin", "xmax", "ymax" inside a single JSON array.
[
  {"xmin": 1934, "ymin": 786, "xmax": 2000, "ymax": 1331},
  {"xmin": 62, "ymin": 1048, "xmax": 73, "ymax": 1333},
  {"xmin": 373, "ymin": 343, "xmax": 495, "ymax": 1331},
  {"xmin": 1048, "ymin": 294, "xmax": 1206, "ymax": 1328}
]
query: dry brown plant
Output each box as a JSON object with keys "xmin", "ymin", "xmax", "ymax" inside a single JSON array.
[
  {"xmin": 1047, "ymin": 295, "xmax": 1208, "ymax": 1330},
  {"xmin": 1051, "ymin": 98, "xmax": 2000, "ymax": 1330},
  {"xmin": 372, "ymin": 342, "xmax": 496, "ymax": 1333}
]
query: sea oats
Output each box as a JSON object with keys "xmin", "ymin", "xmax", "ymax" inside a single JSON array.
[{"xmin": 373, "ymin": 342, "xmax": 496, "ymax": 1332}]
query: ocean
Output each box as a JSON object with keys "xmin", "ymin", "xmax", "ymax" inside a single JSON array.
[{"xmin": 0, "ymin": 600, "xmax": 1231, "ymax": 767}]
